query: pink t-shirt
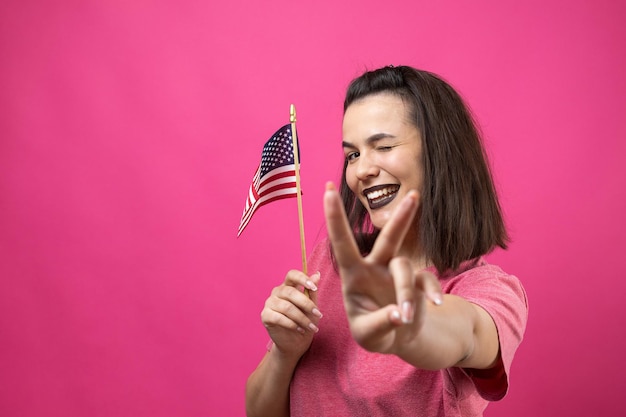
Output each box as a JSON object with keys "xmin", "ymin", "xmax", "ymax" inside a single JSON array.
[{"xmin": 289, "ymin": 240, "xmax": 528, "ymax": 417}]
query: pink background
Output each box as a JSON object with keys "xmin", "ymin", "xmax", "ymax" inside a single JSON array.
[{"xmin": 1, "ymin": 1, "xmax": 625, "ymax": 416}]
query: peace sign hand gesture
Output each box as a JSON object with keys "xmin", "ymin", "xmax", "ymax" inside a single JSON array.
[{"xmin": 324, "ymin": 182, "xmax": 443, "ymax": 355}]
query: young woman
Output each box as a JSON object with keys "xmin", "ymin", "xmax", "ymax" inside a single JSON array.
[{"xmin": 245, "ymin": 65, "xmax": 528, "ymax": 417}]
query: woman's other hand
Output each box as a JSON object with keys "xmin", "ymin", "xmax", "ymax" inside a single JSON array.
[{"xmin": 260, "ymin": 270, "xmax": 322, "ymax": 359}]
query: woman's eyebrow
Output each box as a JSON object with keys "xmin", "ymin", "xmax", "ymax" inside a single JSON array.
[{"xmin": 342, "ymin": 133, "xmax": 396, "ymax": 149}]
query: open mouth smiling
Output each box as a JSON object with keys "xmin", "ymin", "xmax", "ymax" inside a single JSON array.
[{"xmin": 363, "ymin": 184, "xmax": 400, "ymax": 210}]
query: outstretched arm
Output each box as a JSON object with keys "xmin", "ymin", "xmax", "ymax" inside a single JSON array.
[{"xmin": 323, "ymin": 182, "xmax": 499, "ymax": 370}]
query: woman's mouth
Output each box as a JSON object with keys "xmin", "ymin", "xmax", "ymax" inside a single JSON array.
[{"xmin": 363, "ymin": 185, "xmax": 400, "ymax": 210}]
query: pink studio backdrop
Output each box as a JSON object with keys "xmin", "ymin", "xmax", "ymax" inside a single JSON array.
[{"xmin": 1, "ymin": 1, "xmax": 624, "ymax": 416}]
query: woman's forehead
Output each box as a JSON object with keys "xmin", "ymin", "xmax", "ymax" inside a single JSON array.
[{"xmin": 343, "ymin": 94, "xmax": 413, "ymax": 136}]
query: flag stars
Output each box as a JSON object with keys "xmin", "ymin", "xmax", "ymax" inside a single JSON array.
[{"xmin": 259, "ymin": 125, "xmax": 297, "ymax": 177}]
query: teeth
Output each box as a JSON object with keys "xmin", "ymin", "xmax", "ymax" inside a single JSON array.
[{"xmin": 366, "ymin": 187, "xmax": 398, "ymax": 202}]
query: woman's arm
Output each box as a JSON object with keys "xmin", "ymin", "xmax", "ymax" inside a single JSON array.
[
  {"xmin": 245, "ymin": 271, "xmax": 321, "ymax": 417},
  {"xmin": 391, "ymin": 291, "xmax": 499, "ymax": 370},
  {"xmin": 323, "ymin": 183, "xmax": 499, "ymax": 370},
  {"xmin": 245, "ymin": 346, "xmax": 301, "ymax": 417}
]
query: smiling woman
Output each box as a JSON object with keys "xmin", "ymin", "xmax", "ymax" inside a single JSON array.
[
  {"xmin": 342, "ymin": 93, "xmax": 424, "ymax": 231},
  {"xmin": 245, "ymin": 65, "xmax": 528, "ymax": 417},
  {"xmin": 340, "ymin": 67, "xmax": 510, "ymax": 273}
]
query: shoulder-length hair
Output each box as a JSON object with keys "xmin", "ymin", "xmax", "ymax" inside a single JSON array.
[{"xmin": 337, "ymin": 65, "xmax": 508, "ymax": 273}]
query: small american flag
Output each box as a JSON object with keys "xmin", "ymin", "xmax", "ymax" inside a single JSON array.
[{"xmin": 237, "ymin": 124, "xmax": 300, "ymax": 236}]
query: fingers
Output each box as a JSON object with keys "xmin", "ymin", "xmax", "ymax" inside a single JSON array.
[
  {"xmin": 306, "ymin": 272, "xmax": 322, "ymax": 320},
  {"xmin": 284, "ymin": 269, "xmax": 323, "ymax": 317},
  {"xmin": 324, "ymin": 182, "xmax": 362, "ymax": 269},
  {"xmin": 389, "ymin": 259, "xmax": 444, "ymax": 323},
  {"xmin": 369, "ymin": 190, "xmax": 419, "ymax": 265},
  {"xmin": 283, "ymin": 269, "xmax": 320, "ymax": 293},
  {"xmin": 389, "ymin": 257, "xmax": 416, "ymax": 323},
  {"xmin": 262, "ymin": 270, "xmax": 323, "ymax": 334},
  {"xmin": 420, "ymin": 271, "xmax": 444, "ymax": 307},
  {"xmin": 263, "ymin": 294, "xmax": 320, "ymax": 334}
]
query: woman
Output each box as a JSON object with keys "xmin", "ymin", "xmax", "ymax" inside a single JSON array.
[{"xmin": 245, "ymin": 65, "xmax": 528, "ymax": 417}]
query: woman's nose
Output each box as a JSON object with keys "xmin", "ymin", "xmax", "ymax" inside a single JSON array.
[{"xmin": 355, "ymin": 152, "xmax": 380, "ymax": 180}]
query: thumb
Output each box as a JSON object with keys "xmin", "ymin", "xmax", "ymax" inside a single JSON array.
[
  {"xmin": 415, "ymin": 271, "xmax": 443, "ymax": 306},
  {"xmin": 349, "ymin": 305, "xmax": 402, "ymax": 352},
  {"xmin": 307, "ymin": 271, "xmax": 321, "ymax": 304}
]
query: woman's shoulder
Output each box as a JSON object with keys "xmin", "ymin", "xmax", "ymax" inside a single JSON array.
[
  {"xmin": 307, "ymin": 237, "xmax": 337, "ymax": 276},
  {"xmin": 308, "ymin": 237, "xmax": 330, "ymax": 264},
  {"xmin": 443, "ymin": 257, "xmax": 518, "ymax": 282},
  {"xmin": 441, "ymin": 258, "xmax": 527, "ymax": 306}
]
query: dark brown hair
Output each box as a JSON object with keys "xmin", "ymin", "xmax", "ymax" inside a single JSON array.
[{"xmin": 337, "ymin": 65, "xmax": 508, "ymax": 273}]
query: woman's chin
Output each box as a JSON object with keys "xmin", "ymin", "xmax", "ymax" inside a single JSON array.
[{"xmin": 369, "ymin": 210, "xmax": 392, "ymax": 229}]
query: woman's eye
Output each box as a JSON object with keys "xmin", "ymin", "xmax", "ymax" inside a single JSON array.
[
  {"xmin": 377, "ymin": 146, "xmax": 393, "ymax": 152},
  {"xmin": 346, "ymin": 152, "xmax": 359, "ymax": 162}
]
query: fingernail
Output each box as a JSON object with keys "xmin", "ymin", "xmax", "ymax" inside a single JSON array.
[
  {"xmin": 308, "ymin": 323, "xmax": 319, "ymax": 333},
  {"xmin": 429, "ymin": 292, "xmax": 443, "ymax": 306},
  {"xmin": 312, "ymin": 308, "xmax": 323, "ymax": 318},
  {"xmin": 305, "ymin": 280, "xmax": 318, "ymax": 291},
  {"xmin": 296, "ymin": 327, "xmax": 306, "ymax": 334},
  {"xmin": 390, "ymin": 310, "xmax": 401, "ymax": 322},
  {"xmin": 401, "ymin": 301, "xmax": 414, "ymax": 324}
]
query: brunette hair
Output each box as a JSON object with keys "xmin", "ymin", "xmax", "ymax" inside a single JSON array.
[{"xmin": 337, "ymin": 65, "xmax": 508, "ymax": 273}]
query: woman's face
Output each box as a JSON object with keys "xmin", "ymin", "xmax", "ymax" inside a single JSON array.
[{"xmin": 342, "ymin": 93, "xmax": 424, "ymax": 229}]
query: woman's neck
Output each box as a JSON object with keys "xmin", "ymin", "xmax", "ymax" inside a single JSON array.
[{"xmin": 398, "ymin": 229, "xmax": 431, "ymax": 270}]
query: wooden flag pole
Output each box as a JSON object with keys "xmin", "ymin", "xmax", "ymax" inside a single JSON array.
[{"xmin": 290, "ymin": 104, "xmax": 308, "ymax": 277}]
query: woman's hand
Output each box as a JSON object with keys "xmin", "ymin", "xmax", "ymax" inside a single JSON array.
[
  {"xmin": 260, "ymin": 270, "xmax": 322, "ymax": 359},
  {"xmin": 323, "ymin": 182, "xmax": 442, "ymax": 354}
]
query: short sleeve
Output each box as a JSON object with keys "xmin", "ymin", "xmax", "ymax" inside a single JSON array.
[{"xmin": 443, "ymin": 261, "xmax": 529, "ymax": 401}]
